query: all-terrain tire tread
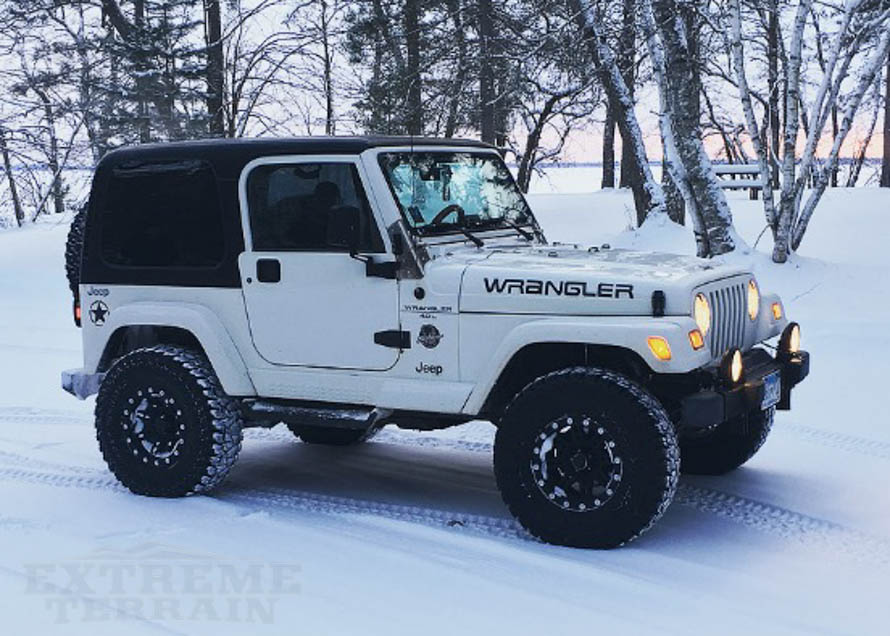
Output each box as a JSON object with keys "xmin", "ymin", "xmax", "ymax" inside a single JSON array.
[
  {"xmin": 95, "ymin": 345, "xmax": 243, "ymax": 496},
  {"xmin": 495, "ymin": 366, "xmax": 679, "ymax": 548}
]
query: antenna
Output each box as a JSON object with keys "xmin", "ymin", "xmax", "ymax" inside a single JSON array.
[{"xmin": 409, "ymin": 132, "xmax": 418, "ymax": 225}]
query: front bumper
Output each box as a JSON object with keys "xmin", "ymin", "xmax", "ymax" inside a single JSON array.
[
  {"xmin": 62, "ymin": 368, "xmax": 104, "ymax": 400},
  {"xmin": 680, "ymin": 348, "xmax": 810, "ymax": 432}
]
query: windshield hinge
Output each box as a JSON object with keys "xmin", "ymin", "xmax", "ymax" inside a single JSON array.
[{"xmin": 652, "ymin": 290, "xmax": 666, "ymax": 317}]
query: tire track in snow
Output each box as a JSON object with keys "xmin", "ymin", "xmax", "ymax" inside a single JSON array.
[
  {"xmin": 5, "ymin": 407, "xmax": 890, "ymax": 462},
  {"xmin": 0, "ymin": 407, "xmax": 90, "ymax": 428},
  {"xmin": 0, "ymin": 449, "xmax": 100, "ymax": 474},
  {"xmin": 216, "ymin": 484, "xmax": 529, "ymax": 542},
  {"xmin": 0, "ymin": 466, "xmax": 123, "ymax": 492},
  {"xmin": 0, "ymin": 463, "xmax": 528, "ymax": 542},
  {"xmin": 1, "ymin": 443, "xmax": 889, "ymax": 565},
  {"xmin": 778, "ymin": 423, "xmax": 890, "ymax": 460},
  {"xmin": 673, "ymin": 486, "xmax": 890, "ymax": 565}
]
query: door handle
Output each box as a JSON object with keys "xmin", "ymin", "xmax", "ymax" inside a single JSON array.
[{"xmin": 256, "ymin": 258, "xmax": 281, "ymax": 283}]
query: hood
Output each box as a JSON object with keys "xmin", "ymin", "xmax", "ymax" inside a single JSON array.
[{"xmin": 450, "ymin": 244, "xmax": 748, "ymax": 316}]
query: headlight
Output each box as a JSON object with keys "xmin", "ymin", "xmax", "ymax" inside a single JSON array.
[
  {"xmin": 780, "ymin": 322, "xmax": 801, "ymax": 355},
  {"xmin": 720, "ymin": 348, "xmax": 744, "ymax": 385},
  {"xmin": 694, "ymin": 293, "xmax": 711, "ymax": 336},
  {"xmin": 747, "ymin": 279, "xmax": 760, "ymax": 320}
]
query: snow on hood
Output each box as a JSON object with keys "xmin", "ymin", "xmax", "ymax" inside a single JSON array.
[{"xmin": 433, "ymin": 242, "xmax": 749, "ymax": 316}]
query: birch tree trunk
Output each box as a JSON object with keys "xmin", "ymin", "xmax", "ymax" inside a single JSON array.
[
  {"xmin": 602, "ymin": 105, "xmax": 616, "ymax": 188},
  {"xmin": 204, "ymin": 0, "xmax": 225, "ymax": 137},
  {"xmin": 443, "ymin": 0, "xmax": 465, "ymax": 138},
  {"xmin": 32, "ymin": 85, "xmax": 65, "ymax": 217},
  {"xmin": 0, "ymin": 127, "xmax": 24, "ymax": 227},
  {"xmin": 571, "ymin": 0, "xmax": 666, "ymax": 224},
  {"xmin": 648, "ymin": 0, "xmax": 735, "ymax": 255},
  {"xmin": 772, "ymin": 0, "xmax": 811, "ymax": 263},
  {"xmin": 729, "ymin": 0, "xmax": 778, "ymax": 236},
  {"xmin": 404, "ymin": 0, "xmax": 422, "ymax": 135},
  {"xmin": 321, "ymin": 0, "xmax": 336, "ymax": 135},
  {"xmin": 767, "ymin": 0, "xmax": 780, "ymax": 189},
  {"xmin": 478, "ymin": 0, "xmax": 496, "ymax": 144},
  {"xmin": 617, "ymin": 0, "xmax": 637, "ymax": 190},
  {"xmin": 882, "ymin": 55, "xmax": 890, "ymax": 187}
]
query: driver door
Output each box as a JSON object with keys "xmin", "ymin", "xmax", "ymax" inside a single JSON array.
[{"xmin": 239, "ymin": 157, "xmax": 401, "ymax": 370}]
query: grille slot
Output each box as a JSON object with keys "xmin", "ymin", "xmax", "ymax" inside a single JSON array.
[{"xmin": 707, "ymin": 281, "xmax": 747, "ymax": 358}]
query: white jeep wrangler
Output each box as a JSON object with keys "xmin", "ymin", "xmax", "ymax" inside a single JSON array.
[{"xmin": 63, "ymin": 137, "xmax": 809, "ymax": 548}]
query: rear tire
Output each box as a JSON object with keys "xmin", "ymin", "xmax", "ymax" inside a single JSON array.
[
  {"xmin": 287, "ymin": 424, "xmax": 376, "ymax": 446},
  {"xmin": 494, "ymin": 367, "xmax": 679, "ymax": 548},
  {"xmin": 96, "ymin": 346, "xmax": 243, "ymax": 497},
  {"xmin": 679, "ymin": 407, "xmax": 774, "ymax": 475}
]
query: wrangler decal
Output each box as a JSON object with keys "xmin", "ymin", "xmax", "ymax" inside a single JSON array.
[{"xmin": 483, "ymin": 278, "xmax": 634, "ymax": 299}]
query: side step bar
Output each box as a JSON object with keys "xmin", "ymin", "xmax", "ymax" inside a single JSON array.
[{"xmin": 242, "ymin": 399, "xmax": 390, "ymax": 431}]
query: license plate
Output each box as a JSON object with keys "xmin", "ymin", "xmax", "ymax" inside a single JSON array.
[{"xmin": 761, "ymin": 371, "xmax": 781, "ymax": 409}]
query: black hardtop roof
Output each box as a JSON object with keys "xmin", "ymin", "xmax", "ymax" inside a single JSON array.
[{"xmin": 99, "ymin": 135, "xmax": 496, "ymax": 177}]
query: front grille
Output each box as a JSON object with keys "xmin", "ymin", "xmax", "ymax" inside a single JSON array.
[{"xmin": 707, "ymin": 281, "xmax": 747, "ymax": 359}]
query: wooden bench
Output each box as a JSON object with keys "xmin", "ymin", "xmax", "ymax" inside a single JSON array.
[{"xmin": 713, "ymin": 164, "xmax": 763, "ymax": 200}]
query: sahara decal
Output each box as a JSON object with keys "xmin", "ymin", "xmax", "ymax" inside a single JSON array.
[
  {"xmin": 417, "ymin": 324, "xmax": 444, "ymax": 349},
  {"xmin": 483, "ymin": 278, "xmax": 634, "ymax": 299}
]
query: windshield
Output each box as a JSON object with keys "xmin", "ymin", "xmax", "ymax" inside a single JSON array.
[{"xmin": 378, "ymin": 151, "xmax": 534, "ymax": 236}]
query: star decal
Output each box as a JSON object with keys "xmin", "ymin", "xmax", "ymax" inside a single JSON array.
[{"xmin": 89, "ymin": 300, "xmax": 109, "ymax": 326}]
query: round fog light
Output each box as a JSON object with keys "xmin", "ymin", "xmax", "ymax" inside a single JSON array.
[
  {"xmin": 721, "ymin": 348, "xmax": 744, "ymax": 385},
  {"xmin": 780, "ymin": 322, "xmax": 801, "ymax": 355}
]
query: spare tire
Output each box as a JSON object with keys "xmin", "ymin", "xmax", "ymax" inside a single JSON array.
[
  {"xmin": 65, "ymin": 206, "xmax": 87, "ymax": 296},
  {"xmin": 65, "ymin": 206, "xmax": 87, "ymax": 324}
]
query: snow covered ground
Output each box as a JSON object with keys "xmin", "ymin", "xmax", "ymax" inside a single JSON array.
[{"xmin": 1, "ymin": 183, "xmax": 889, "ymax": 635}]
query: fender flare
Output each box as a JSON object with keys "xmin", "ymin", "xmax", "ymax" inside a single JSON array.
[
  {"xmin": 461, "ymin": 315, "xmax": 710, "ymax": 415},
  {"xmin": 87, "ymin": 301, "xmax": 256, "ymax": 396}
]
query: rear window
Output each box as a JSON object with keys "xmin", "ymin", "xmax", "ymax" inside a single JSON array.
[{"xmin": 100, "ymin": 160, "xmax": 225, "ymax": 268}]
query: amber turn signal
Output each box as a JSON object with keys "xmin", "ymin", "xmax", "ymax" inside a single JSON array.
[
  {"xmin": 771, "ymin": 302, "xmax": 783, "ymax": 320},
  {"xmin": 647, "ymin": 336, "xmax": 672, "ymax": 361},
  {"xmin": 688, "ymin": 329, "xmax": 705, "ymax": 350}
]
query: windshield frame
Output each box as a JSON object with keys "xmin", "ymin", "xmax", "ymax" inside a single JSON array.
[{"xmin": 375, "ymin": 148, "xmax": 540, "ymax": 240}]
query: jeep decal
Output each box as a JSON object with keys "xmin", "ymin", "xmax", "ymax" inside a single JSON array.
[{"xmin": 483, "ymin": 278, "xmax": 634, "ymax": 299}]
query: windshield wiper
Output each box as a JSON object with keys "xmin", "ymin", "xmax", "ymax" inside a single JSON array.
[
  {"xmin": 475, "ymin": 217, "xmax": 534, "ymax": 241},
  {"xmin": 502, "ymin": 219, "xmax": 534, "ymax": 241}
]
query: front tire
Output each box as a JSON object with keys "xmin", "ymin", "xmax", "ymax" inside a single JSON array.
[
  {"xmin": 96, "ymin": 346, "xmax": 243, "ymax": 497},
  {"xmin": 679, "ymin": 407, "xmax": 774, "ymax": 475},
  {"xmin": 494, "ymin": 367, "xmax": 679, "ymax": 548}
]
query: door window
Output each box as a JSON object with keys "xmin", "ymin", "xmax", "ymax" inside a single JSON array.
[{"xmin": 246, "ymin": 162, "xmax": 384, "ymax": 252}]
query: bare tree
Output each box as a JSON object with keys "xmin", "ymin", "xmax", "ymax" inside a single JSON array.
[{"xmin": 730, "ymin": 0, "xmax": 890, "ymax": 262}]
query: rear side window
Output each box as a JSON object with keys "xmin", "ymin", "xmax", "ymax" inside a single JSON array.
[
  {"xmin": 246, "ymin": 162, "xmax": 384, "ymax": 252},
  {"xmin": 100, "ymin": 160, "xmax": 225, "ymax": 268}
]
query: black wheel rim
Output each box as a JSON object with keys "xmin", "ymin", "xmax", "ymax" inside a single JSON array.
[
  {"xmin": 529, "ymin": 415, "xmax": 623, "ymax": 512},
  {"xmin": 121, "ymin": 386, "xmax": 186, "ymax": 468}
]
